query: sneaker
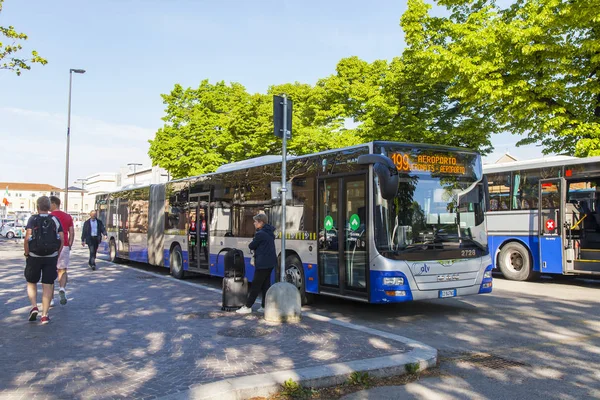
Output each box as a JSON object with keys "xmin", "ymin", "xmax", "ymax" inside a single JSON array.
[
  {"xmin": 59, "ymin": 290, "xmax": 67, "ymax": 305},
  {"xmin": 41, "ymin": 315, "xmax": 50, "ymax": 324},
  {"xmin": 50, "ymin": 299, "xmax": 55, "ymax": 307},
  {"xmin": 90, "ymin": 264, "xmax": 96, "ymax": 271},
  {"xmin": 28, "ymin": 307, "xmax": 39, "ymax": 321},
  {"xmin": 235, "ymin": 306, "xmax": 252, "ymax": 314},
  {"xmin": 257, "ymin": 307, "xmax": 265, "ymax": 313}
]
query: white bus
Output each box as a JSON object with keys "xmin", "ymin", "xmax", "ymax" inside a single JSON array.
[
  {"xmin": 485, "ymin": 155, "xmax": 600, "ymax": 280},
  {"xmin": 97, "ymin": 141, "xmax": 492, "ymax": 303}
]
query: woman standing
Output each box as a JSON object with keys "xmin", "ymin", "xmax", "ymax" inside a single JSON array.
[{"xmin": 236, "ymin": 213, "xmax": 277, "ymax": 314}]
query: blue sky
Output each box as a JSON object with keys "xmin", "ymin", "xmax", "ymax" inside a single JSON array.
[{"xmin": 0, "ymin": 0, "xmax": 545, "ymax": 187}]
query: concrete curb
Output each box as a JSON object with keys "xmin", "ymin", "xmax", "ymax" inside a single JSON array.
[
  {"xmin": 157, "ymin": 350, "xmax": 437, "ymax": 400},
  {"xmin": 104, "ymin": 259, "xmax": 438, "ymax": 400}
]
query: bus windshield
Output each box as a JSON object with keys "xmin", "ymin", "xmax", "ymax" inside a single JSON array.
[{"xmin": 373, "ymin": 145, "xmax": 488, "ymax": 261}]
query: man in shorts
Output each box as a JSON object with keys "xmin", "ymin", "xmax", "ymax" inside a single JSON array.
[
  {"xmin": 24, "ymin": 196, "xmax": 64, "ymax": 324},
  {"xmin": 50, "ymin": 196, "xmax": 74, "ymax": 305}
]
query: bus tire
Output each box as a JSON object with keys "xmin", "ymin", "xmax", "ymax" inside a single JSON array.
[
  {"xmin": 170, "ymin": 245, "xmax": 185, "ymax": 280},
  {"xmin": 284, "ymin": 255, "xmax": 312, "ymax": 305},
  {"xmin": 498, "ymin": 242, "xmax": 537, "ymax": 281},
  {"xmin": 109, "ymin": 239, "xmax": 120, "ymax": 263}
]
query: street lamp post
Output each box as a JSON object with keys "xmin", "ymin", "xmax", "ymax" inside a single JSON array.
[
  {"xmin": 64, "ymin": 68, "xmax": 86, "ymax": 212},
  {"xmin": 127, "ymin": 163, "xmax": 142, "ymax": 185},
  {"xmin": 75, "ymin": 179, "xmax": 86, "ymax": 216}
]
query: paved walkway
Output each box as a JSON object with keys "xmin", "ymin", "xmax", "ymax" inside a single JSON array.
[{"xmin": 0, "ymin": 239, "xmax": 435, "ymax": 399}]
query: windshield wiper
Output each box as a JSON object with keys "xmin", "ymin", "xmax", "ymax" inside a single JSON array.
[
  {"xmin": 395, "ymin": 243, "xmax": 430, "ymax": 253},
  {"xmin": 458, "ymin": 237, "xmax": 487, "ymax": 252},
  {"xmin": 396, "ymin": 241, "xmax": 446, "ymax": 253}
]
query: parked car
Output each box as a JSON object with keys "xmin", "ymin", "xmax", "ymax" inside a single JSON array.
[{"xmin": 0, "ymin": 222, "xmax": 25, "ymax": 239}]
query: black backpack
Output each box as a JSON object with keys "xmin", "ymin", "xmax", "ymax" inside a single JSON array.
[{"xmin": 29, "ymin": 215, "xmax": 62, "ymax": 256}]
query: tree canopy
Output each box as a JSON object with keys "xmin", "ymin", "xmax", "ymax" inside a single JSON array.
[
  {"xmin": 0, "ymin": 0, "xmax": 47, "ymax": 75},
  {"xmin": 148, "ymin": 81, "xmax": 361, "ymax": 179},
  {"xmin": 150, "ymin": 0, "xmax": 600, "ymax": 177},
  {"xmin": 401, "ymin": 0, "xmax": 600, "ymax": 156}
]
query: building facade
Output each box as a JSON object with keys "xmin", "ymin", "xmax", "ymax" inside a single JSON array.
[{"xmin": 1, "ymin": 165, "xmax": 170, "ymax": 219}]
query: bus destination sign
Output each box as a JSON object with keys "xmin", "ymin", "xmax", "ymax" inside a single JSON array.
[{"xmin": 391, "ymin": 153, "xmax": 467, "ymax": 175}]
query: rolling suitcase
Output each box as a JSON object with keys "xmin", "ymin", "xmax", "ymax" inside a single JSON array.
[
  {"xmin": 221, "ymin": 275, "xmax": 248, "ymax": 311},
  {"xmin": 220, "ymin": 248, "xmax": 248, "ymax": 311}
]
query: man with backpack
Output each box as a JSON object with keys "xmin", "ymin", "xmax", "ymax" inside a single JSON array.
[{"xmin": 24, "ymin": 196, "xmax": 64, "ymax": 324}]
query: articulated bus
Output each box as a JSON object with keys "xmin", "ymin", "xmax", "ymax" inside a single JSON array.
[
  {"xmin": 484, "ymin": 156, "xmax": 600, "ymax": 281},
  {"xmin": 96, "ymin": 141, "xmax": 492, "ymax": 304}
]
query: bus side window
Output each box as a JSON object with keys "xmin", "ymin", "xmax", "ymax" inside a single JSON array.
[{"xmin": 487, "ymin": 173, "xmax": 510, "ymax": 211}]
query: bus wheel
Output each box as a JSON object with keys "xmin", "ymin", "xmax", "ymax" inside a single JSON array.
[
  {"xmin": 109, "ymin": 239, "xmax": 119, "ymax": 263},
  {"xmin": 498, "ymin": 242, "xmax": 537, "ymax": 281},
  {"xmin": 285, "ymin": 255, "xmax": 312, "ymax": 305},
  {"xmin": 170, "ymin": 245, "xmax": 185, "ymax": 280}
]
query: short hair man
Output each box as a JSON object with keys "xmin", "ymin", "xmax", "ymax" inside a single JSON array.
[
  {"xmin": 81, "ymin": 210, "xmax": 106, "ymax": 270},
  {"xmin": 24, "ymin": 196, "xmax": 64, "ymax": 324},
  {"xmin": 50, "ymin": 196, "xmax": 74, "ymax": 305}
]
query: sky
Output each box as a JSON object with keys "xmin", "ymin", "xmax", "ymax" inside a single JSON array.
[{"xmin": 0, "ymin": 0, "xmax": 547, "ymax": 188}]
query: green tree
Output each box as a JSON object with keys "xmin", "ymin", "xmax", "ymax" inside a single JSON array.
[
  {"xmin": 0, "ymin": 0, "xmax": 47, "ymax": 75},
  {"xmin": 148, "ymin": 81, "xmax": 360, "ymax": 179},
  {"xmin": 401, "ymin": 0, "xmax": 600, "ymax": 156},
  {"xmin": 316, "ymin": 53, "xmax": 494, "ymax": 153}
]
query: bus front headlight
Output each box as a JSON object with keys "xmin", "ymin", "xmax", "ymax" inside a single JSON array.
[
  {"xmin": 484, "ymin": 270, "xmax": 492, "ymax": 279},
  {"xmin": 383, "ymin": 277, "xmax": 405, "ymax": 286}
]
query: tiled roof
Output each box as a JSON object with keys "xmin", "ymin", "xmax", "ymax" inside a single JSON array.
[{"xmin": 0, "ymin": 182, "xmax": 63, "ymax": 192}]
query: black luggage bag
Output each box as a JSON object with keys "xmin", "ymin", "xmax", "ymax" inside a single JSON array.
[
  {"xmin": 221, "ymin": 275, "xmax": 248, "ymax": 311},
  {"xmin": 220, "ymin": 248, "xmax": 248, "ymax": 311}
]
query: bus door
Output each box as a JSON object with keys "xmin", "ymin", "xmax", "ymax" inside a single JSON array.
[
  {"xmin": 188, "ymin": 194, "xmax": 210, "ymax": 270},
  {"xmin": 538, "ymin": 178, "xmax": 564, "ymax": 274},
  {"xmin": 318, "ymin": 175, "xmax": 368, "ymax": 299},
  {"xmin": 118, "ymin": 199, "xmax": 130, "ymax": 258}
]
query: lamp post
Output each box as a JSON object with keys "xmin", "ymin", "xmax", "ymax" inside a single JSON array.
[
  {"xmin": 75, "ymin": 178, "xmax": 86, "ymax": 216},
  {"xmin": 128, "ymin": 163, "xmax": 142, "ymax": 185},
  {"xmin": 64, "ymin": 68, "xmax": 86, "ymax": 212}
]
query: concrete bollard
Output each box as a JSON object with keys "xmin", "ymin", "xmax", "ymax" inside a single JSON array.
[{"xmin": 264, "ymin": 282, "xmax": 301, "ymax": 323}]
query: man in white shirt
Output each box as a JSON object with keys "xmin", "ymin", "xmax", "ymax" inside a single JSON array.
[{"xmin": 81, "ymin": 210, "xmax": 106, "ymax": 271}]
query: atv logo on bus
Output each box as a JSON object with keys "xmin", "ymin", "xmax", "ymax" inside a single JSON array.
[
  {"xmin": 412, "ymin": 263, "xmax": 430, "ymax": 275},
  {"xmin": 437, "ymin": 274, "xmax": 460, "ymax": 282}
]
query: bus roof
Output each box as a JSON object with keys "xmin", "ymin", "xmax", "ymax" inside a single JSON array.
[
  {"xmin": 102, "ymin": 141, "xmax": 480, "ymax": 194},
  {"xmin": 483, "ymin": 155, "xmax": 600, "ymax": 174}
]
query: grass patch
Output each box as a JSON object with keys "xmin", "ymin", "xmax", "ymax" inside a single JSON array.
[
  {"xmin": 405, "ymin": 362, "xmax": 420, "ymax": 374},
  {"xmin": 249, "ymin": 366, "xmax": 441, "ymax": 400},
  {"xmin": 347, "ymin": 371, "xmax": 372, "ymax": 388}
]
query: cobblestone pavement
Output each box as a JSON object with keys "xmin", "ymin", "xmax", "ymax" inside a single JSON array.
[{"xmin": 0, "ymin": 239, "xmax": 409, "ymax": 399}]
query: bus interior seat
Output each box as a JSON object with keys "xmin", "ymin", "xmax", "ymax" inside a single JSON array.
[{"xmin": 578, "ymin": 200, "xmax": 600, "ymax": 231}]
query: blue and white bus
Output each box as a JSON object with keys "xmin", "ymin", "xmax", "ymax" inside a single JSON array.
[
  {"xmin": 485, "ymin": 155, "xmax": 600, "ymax": 280},
  {"xmin": 96, "ymin": 141, "xmax": 492, "ymax": 303}
]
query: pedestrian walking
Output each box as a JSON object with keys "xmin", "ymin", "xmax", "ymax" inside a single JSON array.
[
  {"xmin": 236, "ymin": 213, "xmax": 277, "ymax": 314},
  {"xmin": 24, "ymin": 196, "xmax": 64, "ymax": 324},
  {"xmin": 50, "ymin": 196, "xmax": 74, "ymax": 305},
  {"xmin": 81, "ymin": 210, "xmax": 106, "ymax": 271}
]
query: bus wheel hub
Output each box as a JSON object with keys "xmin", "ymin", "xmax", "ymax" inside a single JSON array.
[{"xmin": 286, "ymin": 266, "xmax": 302, "ymax": 289}]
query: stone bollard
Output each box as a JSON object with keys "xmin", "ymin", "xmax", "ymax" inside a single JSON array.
[{"xmin": 264, "ymin": 282, "xmax": 301, "ymax": 323}]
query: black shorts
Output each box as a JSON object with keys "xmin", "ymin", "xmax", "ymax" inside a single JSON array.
[{"xmin": 24, "ymin": 256, "xmax": 58, "ymax": 284}]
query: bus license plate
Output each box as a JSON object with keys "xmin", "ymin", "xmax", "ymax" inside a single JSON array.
[{"xmin": 439, "ymin": 289, "xmax": 457, "ymax": 298}]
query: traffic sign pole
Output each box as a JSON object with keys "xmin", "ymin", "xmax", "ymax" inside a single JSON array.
[{"xmin": 280, "ymin": 95, "xmax": 288, "ymax": 283}]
